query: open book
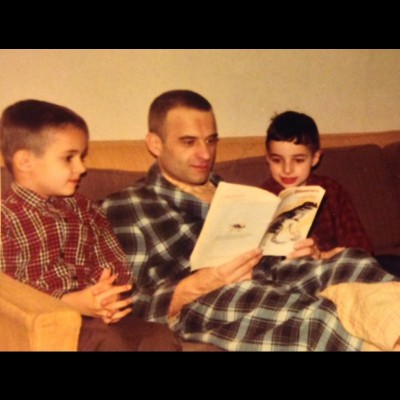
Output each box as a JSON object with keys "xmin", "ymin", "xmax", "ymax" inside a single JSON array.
[{"xmin": 190, "ymin": 182, "xmax": 325, "ymax": 270}]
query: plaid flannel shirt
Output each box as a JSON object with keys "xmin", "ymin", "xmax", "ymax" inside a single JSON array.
[
  {"xmin": 1, "ymin": 183, "xmax": 132, "ymax": 298},
  {"xmin": 261, "ymin": 174, "xmax": 374, "ymax": 253},
  {"xmin": 103, "ymin": 164, "xmax": 395, "ymax": 351}
]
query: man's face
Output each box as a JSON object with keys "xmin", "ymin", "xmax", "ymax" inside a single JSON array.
[{"xmin": 151, "ymin": 107, "xmax": 218, "ymax": 185}]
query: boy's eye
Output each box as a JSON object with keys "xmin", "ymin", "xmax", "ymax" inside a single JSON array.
[
  {"xmin": 295, "ymin": 158, "xmax": 306, "ymax": 163},
  {"xmin": 270, "ymin": 158, "xmax": 281, "ymax": 163},
  {"xmin": 65, "ymin": 155, "xmax": 73, "ymax": 162}
]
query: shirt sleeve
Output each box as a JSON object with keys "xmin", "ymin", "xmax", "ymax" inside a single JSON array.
[
  {"xmin": 87, "ymin": 202, "xmax": 134, "ymax": 286},
  {"xmin": 331, "ymin": 183, "xmax": 374, "ymax": 254}
]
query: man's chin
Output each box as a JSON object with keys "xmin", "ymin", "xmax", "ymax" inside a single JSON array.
[{"xmin": 192, "ymin": 173, "xmax": 211, "ymax": 185}]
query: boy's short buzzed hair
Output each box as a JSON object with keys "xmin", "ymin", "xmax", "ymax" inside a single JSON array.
[
  {"xmin": 148, "ymin": 89, "xmax": 212, "ymax": 137},
  {"xmin": 266, "ymin": 111, "xmax": 320, "ymax": 154},
  {"xmin": 0, "ymin": 99, "xmax": 88, "ymax": 173}
]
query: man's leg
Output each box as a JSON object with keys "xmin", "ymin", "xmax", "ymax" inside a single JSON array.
[
  {"xmin": 78, "ymin": 316, "xmax": 182, "ymax": 351},
  {"xmin": 375, "ymin": 254, "xmax": 400, "ymax": 277}
]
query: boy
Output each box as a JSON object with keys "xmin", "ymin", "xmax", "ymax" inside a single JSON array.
[
  {"xmin": 0, "ymin": 99, "xmax": 181, "ymax": 351},
  {"xmin": 261, "ymin": 110, "xmax": 373, "ymax": 260}
]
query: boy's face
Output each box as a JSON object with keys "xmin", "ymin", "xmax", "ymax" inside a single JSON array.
[
  {"xmin": 266, "ymin": 140, "xmax": 321, "ymax": 189},
  {"xmin": 24, "ymin": 126, "xmax": 88, "ymax": 198},
  {"xmin": 147, "ymin": 107, "xmax": 218, "ymax": 185}
]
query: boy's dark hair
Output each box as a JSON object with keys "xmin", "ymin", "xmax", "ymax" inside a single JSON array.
[
  {"xmin": 0, "ymin": 99, "xmax": 88, "ymax": 173},
  {"xmin": 148, "ymin": 90, "xmax": 212, "ymax": 137},
  {"xmin": 266, "ymin": 111, "xmax": 320, "ymax": 154}
]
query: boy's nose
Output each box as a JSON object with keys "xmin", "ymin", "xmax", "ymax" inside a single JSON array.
[
  {"xmin": 283, "ymin": 161, "xmax": 293, "ymax": 174},
  {"xmin": 75, "ymin": 159, "xmax": 86, "ymax": 175}
]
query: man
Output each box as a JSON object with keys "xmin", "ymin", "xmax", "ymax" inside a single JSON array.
[{"xmin": 103, "ymin": 90, "xmax": 394, "ymax": 351}]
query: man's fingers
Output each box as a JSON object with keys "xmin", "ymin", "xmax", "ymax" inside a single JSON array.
[{"xmin": 219, "ymin": 248, "xmax": 262, "ymax": 282}]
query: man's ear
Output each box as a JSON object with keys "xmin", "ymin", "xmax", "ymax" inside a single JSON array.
[
  {"xmin": 312, "ymin": 149, "xmax": 322, "ymax": 167},
  {"xmin": 146, "ymin": 132, "xmax": 163, "ymax": 157},
  {"xmin": 13, "ymin": 149, "xmax": 34, "ymax": 173}
]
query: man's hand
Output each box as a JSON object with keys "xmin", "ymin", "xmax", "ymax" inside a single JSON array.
[
  {"xmin": 168, "ymin": 248, "xmax": 262, "ymax": 318},
  {"xmin": 190, "ymin": 248, "xmax": 263, "ymax": 294},
  {"xmin": 286, "ymin": 238, "xmax": 345, "ymax": 260}
]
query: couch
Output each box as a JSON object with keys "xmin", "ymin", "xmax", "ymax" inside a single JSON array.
[{"xmin": 1, "ymin": 130, "xmax": 400, "ymax": 351}]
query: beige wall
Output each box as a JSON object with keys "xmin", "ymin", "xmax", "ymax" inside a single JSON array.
[{"xmin": 1, "ymin": 49, "xmax": 399, "ymax": 140}]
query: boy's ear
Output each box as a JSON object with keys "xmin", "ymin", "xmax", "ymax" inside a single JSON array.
[
  {"xmin": 146, "ymin": 132, "xmax": 163, "ymax": 157},
  {"xmin": 312, "ymin": 150, "xmax": 322, "ymax": 167},
  {"xmin": 13, "ymin": 149, "xmax": 34, "ymax": 172}
]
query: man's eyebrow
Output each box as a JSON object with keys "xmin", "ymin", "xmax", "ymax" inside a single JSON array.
[{"xmin": 178, "ymin": 133, "xmax": 219, "ymax": 140}]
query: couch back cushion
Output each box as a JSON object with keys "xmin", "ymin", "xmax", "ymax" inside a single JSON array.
[
  {"xmin": 316, "ymin": 144, "xmax": 400, "ymax": 253},
  {"xmin": 215, "ymin": 156, "xmax": 270, "ymax": 186},
  {"xmin": 2, "ymin": 143, "xmax": 400, "ymax": 254},
  {"xmin": 1, "ymin": 167, "xmax": 145, "ymax": 203},
  {"xmin": 383, "ymin": 142, "xmax": 400, "ymax": 201}
]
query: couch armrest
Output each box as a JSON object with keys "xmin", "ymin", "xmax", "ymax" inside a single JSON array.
[{"xmin": 0, "ymin": 272, "xmax": 82, "ymax": 351}]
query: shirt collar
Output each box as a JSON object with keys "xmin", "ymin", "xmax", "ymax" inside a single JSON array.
[{"xmin": 10, "ymin": 183, "xmax": 64, "ymax": 209}]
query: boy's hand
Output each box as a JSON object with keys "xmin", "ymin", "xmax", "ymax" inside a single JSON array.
[
  {"xmin": 287, "ymin": 238, "xmax": 345, "ymax": 260},
  {"xmin": 286, "ymin": 238, "xmax": 319, "ymax": 259},
  {"xmin": 61, "ymin": 269, "xmax": 133, "ymax": 322}
]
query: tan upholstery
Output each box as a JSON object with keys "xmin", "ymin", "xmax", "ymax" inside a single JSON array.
[{"xmin": 0, "ymin": 272, "xmax": 81, "ymax": 351}]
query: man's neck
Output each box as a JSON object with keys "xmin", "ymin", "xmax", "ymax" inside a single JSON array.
[{"xmin": 161, "ymin": 172, "xmax": 216, "ymax": 204}]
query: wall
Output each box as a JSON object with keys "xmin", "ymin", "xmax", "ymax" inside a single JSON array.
[{"xmin": 1, "ymin": 49, "xmax": 399, "ymax": 140}]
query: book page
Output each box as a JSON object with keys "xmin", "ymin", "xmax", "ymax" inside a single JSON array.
[
  {"xmin": 190, "ymin": 182, "xmax": 280, "ymax": 270},
  {"xmin": 258, "ymin": 185, "xmax": 326, "ymax": 256}
]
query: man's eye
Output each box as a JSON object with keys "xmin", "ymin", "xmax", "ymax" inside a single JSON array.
[
  {"xmin": 206, "ymin": 137, "xmax": 219, "ymax": 145},
  {"xmin": 182, "ymin": 139, "xmax": 195, "ymax": 146}
]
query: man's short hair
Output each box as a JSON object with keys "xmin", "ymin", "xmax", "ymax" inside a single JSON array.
[{"xmin": 148, "ymin": 90, "xmax": 212, "ymax": 136}]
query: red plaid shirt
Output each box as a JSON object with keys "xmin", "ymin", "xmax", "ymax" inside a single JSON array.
[
  {"xmin": 1, "ymin": 184, "xmax": 132, "ymax": 298},
  {"xmin": 260, "ymin": 174, "xmax": 373, "ymax": 254}
]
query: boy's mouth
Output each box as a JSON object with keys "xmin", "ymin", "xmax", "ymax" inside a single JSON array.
[{"xmin": 281, "ymin": 177, "xmax": 297, "ymax": 185}]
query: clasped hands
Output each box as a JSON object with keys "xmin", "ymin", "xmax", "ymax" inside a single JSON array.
[{"xmin": 61, "ymin": 268, "xmax": 133, "ymax": 324}]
